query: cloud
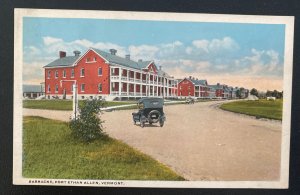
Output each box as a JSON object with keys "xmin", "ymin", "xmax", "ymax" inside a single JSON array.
[
  {"xmin": 128, "ymin": 44, "xmax": 159, "ymax": 61},
  {"xmin": 236, "ymin": 49, "xmax": 282, "ymax": 76},
  {"xmin": 43, "ymin": 36, "xmax": 63, "ymax": 45}
]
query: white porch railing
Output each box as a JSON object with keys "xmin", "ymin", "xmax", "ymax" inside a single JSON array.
[
  {"xmin": 121, "ymin": 76, "xmax": 127, "ymax": 81},
  {"xmin": 111, "ymin": 76, "xmax": 120, "ymax": 80},
  {"xmin": 111, "ymin": 91, "xmax": 119, "ymax": 95}
]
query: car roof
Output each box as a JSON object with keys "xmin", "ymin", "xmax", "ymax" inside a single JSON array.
[{"xmin": 138, "ymin": 97, "xmax": 164, "ymax": 108}]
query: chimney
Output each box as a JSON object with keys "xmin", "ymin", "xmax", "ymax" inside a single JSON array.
[
  {"xmin": 138, "ymin": 59, "xmax": 143, "ymax": 63},
  {"xmin": 109, "ymin": 49, "xmax": 117, "ymax": 55},
  {"xmin": 73, "ymin": 50, "xmax": 81, "ymax": 56},
  {"xmin": 159, "ymin": 66, "xmax": 162, "ymax": 70},
  {"xmin": 189, "ymin": 76, "xmax": 192, "ymax": 79},
  {"xmin": 59, "ymin": 51, "xmax": 66, "ymax": 58},
  {"xmin": 125, "ymin": 54, "xmax": 130, "ymax": 60}
]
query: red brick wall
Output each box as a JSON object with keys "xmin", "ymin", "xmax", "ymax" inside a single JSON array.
[
  {"xmin": 45, "ymin": 49, "xmax": 110, "ymax": 96},
  {"xmin": 177, "ymin": 79, "xmax": 195, "ymax": 97}
]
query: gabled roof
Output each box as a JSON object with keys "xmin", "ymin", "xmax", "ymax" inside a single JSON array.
[
  {"xmin": 190, "ymin": 79, "xmax": 207, "ymax": 86},
  {"xmin": 157, "ymin": 69, "xmax": 170, "ymax": 77},
  {"xmin": 23, "ymin": 85, "xmax": 43, "ymax": 93},
  {"xmin": 208, "ymin": 84, "xmax": 223, "ymax": 90},
  {"xmin": 92, "ymin": 48, "xmax": 145, "ymax": 70},
  {"xmin": 44, "ymin": 56, "xmax": 79, "ymax": 68},
  {"xmin": 43, "ymin": 48, "xmax": 174, "ymax": 78}
]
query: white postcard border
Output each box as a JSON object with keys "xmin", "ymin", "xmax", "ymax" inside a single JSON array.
[{"xmin": 13, "ymin": 8, "xmax": 294, "ymax": 189}]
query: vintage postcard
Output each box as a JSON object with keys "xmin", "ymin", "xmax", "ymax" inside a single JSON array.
[{"xmin": 14, "ymin": 9, "xmax": 294, "ymax": 188}]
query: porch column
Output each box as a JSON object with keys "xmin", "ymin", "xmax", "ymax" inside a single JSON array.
[
  {"xmin": 119, "ymin": 68, "xmax": 122, "ymax": 97},
  {"xmin": 127, "ymin": 83, "xmax": 129, "ymax": 96},
  {"xmin": 134, "ymin": 84, "xmax": 136, "ymax": 96},
  {"xmin": 134, "ymin": 71, "xmax": 136, "ymax": 83},
  {"xmin": 109, "ymin": 67, "xmax": 112, "ymax": 95}
]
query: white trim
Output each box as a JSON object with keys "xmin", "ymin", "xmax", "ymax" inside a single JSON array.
[{"xmin": 90, "ymin": 48, "xmax": 110, "ymax": 63}]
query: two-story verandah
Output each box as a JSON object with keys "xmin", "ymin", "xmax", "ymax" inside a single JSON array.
[{"xmin": 109, "ymin": 65, "xmax": 178, "ymax": 98}]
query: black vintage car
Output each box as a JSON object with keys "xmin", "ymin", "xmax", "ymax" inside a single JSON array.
[{"xmin": 132, "ymin": 97, "xmax": 166, "ymax": 127}]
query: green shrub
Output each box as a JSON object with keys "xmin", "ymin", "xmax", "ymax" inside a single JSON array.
[{"xmin": 69, "ymin": 99, "xmax": 105, "ymax": 142}]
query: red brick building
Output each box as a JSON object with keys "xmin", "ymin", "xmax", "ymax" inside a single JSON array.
[
  {"xmin": 44, "ymin": 48, "xmax": 178, "ymax": 100},
  {"xmin": 177, "ymin": 77, "xmax": 209, "ymax": 98}
]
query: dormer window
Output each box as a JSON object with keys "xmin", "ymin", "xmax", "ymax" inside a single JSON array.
[
  {"xmin": 62, "ymin": 70, "xmax": 66, "ymax": 78},
  {"xmin": 55, "ymin": 70, "xmax": 58, "ymax": 78},
  {"xmin": 86, "ymin": 57, "xmax": 91, "ymax": 63}
]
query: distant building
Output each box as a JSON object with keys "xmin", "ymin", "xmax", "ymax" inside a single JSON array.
[{"xmin": 23, "ymin": 84, "xmax": 44, "ymax": 99}]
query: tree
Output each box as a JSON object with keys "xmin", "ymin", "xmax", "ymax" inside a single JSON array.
[
  {"xmin": 250, "ymin": 88, "xmax": 258, "ymax": 96},
  {"xmin": 69, "ymin": 99, "xmax": 105, "ymax": 142},
  {"xmin": 266, "ymin": 90, "xmax": 273, "ymax": 97},
  {"xmin": 236, "ymin": 88, "xmax": 242, "ymax": 98}
]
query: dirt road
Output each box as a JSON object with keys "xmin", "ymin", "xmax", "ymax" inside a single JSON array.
[{"xmin": 23, "ymin": 100, "xmax": 282, "ymax": 181}]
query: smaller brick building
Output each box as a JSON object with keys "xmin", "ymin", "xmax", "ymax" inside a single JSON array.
[{"xmin": 177, "ymin": 77, "xmax": 209, "ymax": 98}]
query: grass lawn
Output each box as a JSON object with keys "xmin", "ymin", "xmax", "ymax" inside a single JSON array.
[
  {"xmin": 23, "ymin": 100, "xmax": 133, "ymax": 111},
  {"xmin": 220, "ymin": 99, "xmax": 283, "ymax": 120},
  {"xmin": 23, "ymin": 116, "xmax": 184, "ymax": 180}
]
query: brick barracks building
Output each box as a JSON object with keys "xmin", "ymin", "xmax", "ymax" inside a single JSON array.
[
  {"xmin": 44, "ymin": 48, "xmax": 178, "ymax": 100},
  {"xmin": 177, "ymin": 77, "xmax": 210, "ymax": 98}
]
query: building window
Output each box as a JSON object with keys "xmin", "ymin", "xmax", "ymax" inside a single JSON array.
[
  {"xmin": 55, "ymin": 84, "xmax": 58, "ymax": 93},
  {"xmin": 80, "ymin": 68, "xmax": 85, "ymax": 77},
  {"xmin": 63, "ymin": 70, "xmax": 66, "ymax": 78},
  {"xmin": 71, "ymin": 69, "xmax": 74, "ymax": 78},
  {"xmin": 94, "ymin": 57, "xmax": 97, "ymax": 61},
  {"xmin": 55, "ymin": 70, "xmax": 58, "ymax": 78},
  {"xmin": 81, "ymin": 84, "xmax": 85, "ymax": 92},
  {"xmin": 47, "ymin": 70, "xmax": 51, "ymax": 79},
  {"xmin": 98, "ymin": 67, "xmax": 102, "ymax": 76},
  {"xmin": 47, "ymin": 84, "xmax": 50, "ymax": 92},
  {"xmin": 98, "ymin": 83, "xmax": 102, "ymax": 92},
  {"xmin": 86, "ymin": 57, "xmax": 90, "ymax": 63}
]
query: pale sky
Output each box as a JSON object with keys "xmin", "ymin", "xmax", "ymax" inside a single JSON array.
[{"xmin": 23, "ymin": 17, "xmax": 286, "ymax": 91}]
